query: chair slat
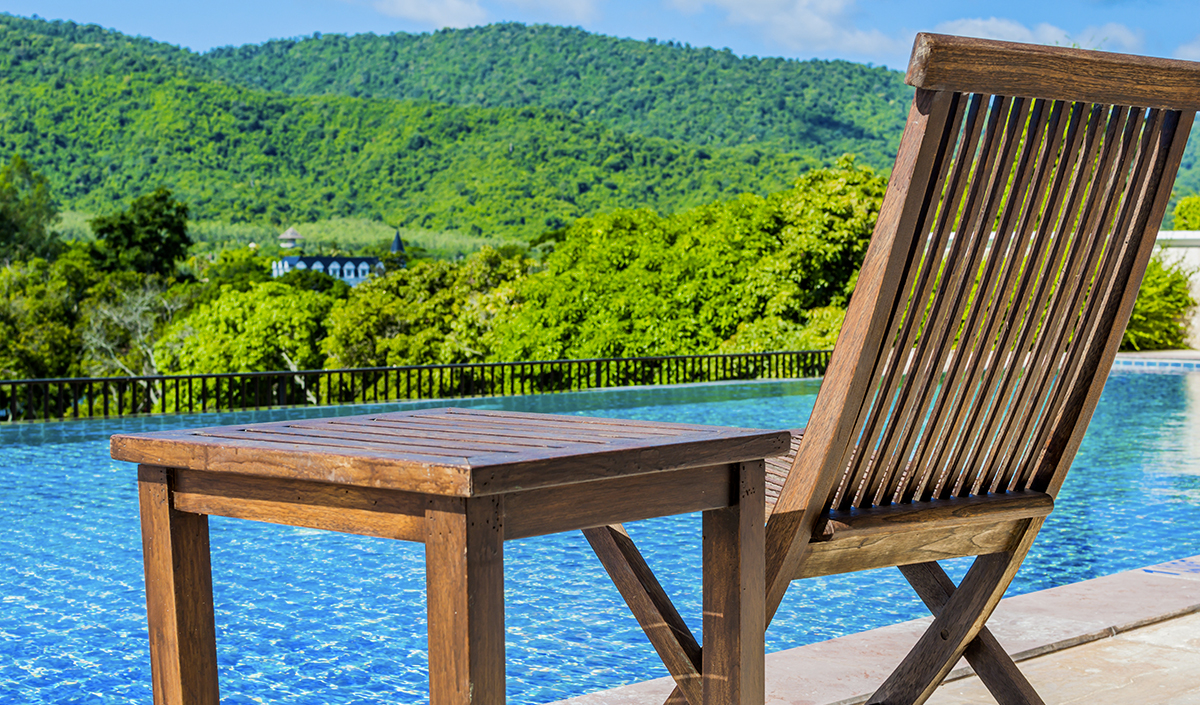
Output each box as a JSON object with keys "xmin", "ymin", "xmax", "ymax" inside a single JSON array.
[
  {"xmin": 892, "ymin": 99, "xmax": 1056, "ymax": 504},
  {"xmin": 956, "ymin": 104, "xmax": 1123, "ymax": 496},
  {"xmin": 986, "ymin": 104, "xmax": 1109, "ymax": 490},
  {"xmin": 881, "ymin": 95, "xmax": 1026, "ymax": 504},
  {"xmin": 890, "ymin": 97, "xmax": 1037, "ymax": 505},
  {"xmin": 833, "ymin": 95, "xmax": 976, "ymax": 511},
  {"xmin": 1020, "ymin": 108, "xmax": 1164, "ymax": 490},
  {"xmin": 965, "ymin": 102, "xmax": 1080, "ymax": 494},
  {"xmin": 1004, "ymin": 105, "xmax": 1146, "ymax": 490}
]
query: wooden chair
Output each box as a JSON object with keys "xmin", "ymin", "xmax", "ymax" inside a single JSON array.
[{"xmin": 583, "ymin": 33, "xmax": 1200, "ymax": 705}]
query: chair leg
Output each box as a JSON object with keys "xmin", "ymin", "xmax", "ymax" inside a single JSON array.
[
  {"xmin": 900, "ymin": 562, "xmax": 1044, "ymax": 704},
  {"xmin": 867, "ymin": 521, "xmax": 1044, "ymax": 705}
]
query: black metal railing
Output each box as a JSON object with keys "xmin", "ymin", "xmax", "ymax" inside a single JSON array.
[{"xmin": 0, "ymin": 350, "xmax": 831, "ymax": 422}]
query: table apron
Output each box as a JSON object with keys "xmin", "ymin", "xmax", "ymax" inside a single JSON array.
[{"xmin": 169, "ymin": 464, "xmax": 739, "ymax": 543}]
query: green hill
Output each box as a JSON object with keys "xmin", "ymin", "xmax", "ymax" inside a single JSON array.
[
  {"xmin": 2, "ymin": 13, "xmax": 1196, "ymax": 236},
  {"xmin": 0, "ymin": 15, "xmax": 821, "ymax": 238},
  {"xmin": 201, "ymin": 23, "xmax": 912, "ymax": 165}
]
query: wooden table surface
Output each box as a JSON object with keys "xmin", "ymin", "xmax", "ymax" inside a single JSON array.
[{"xmin": 111, "ymin": 407, "xmax": 791, "ymax": 496}]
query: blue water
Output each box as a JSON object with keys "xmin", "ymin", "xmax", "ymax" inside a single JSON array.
[{"xmin": 3, "ymin": 373, "xmax": 1200, "ymax": 704}]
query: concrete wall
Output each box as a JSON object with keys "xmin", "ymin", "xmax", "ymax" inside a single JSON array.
[{"xmin": 1156, "ymin": 230, "xmax": 1200, "ymax": 349}]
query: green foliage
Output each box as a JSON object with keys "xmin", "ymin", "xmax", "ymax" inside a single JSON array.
[
  {"xmin": 290, "ymin": 218, "xmax": 506, "ymax": 260},
  {"xmin": 322, "ymin": 247, "xmax": 533, "ymax": 368},
  {"xmin": 2, "ymin": 14, "xmax": 1198, "ymax": 241},
  {"xmin": 89, "ymin": 188, "xmax": 191, "ymax": 275},
  {"xmin": 0, "ymin": 155, "xmax": 59, "ymax": 262},
  {"xmin": 1167, "ymin": 122, "xmax": 1200, "ymax": 226},
  {"xmin": 55, "ymin": 211, "xmax": 96, "ymax": 241},
  {"xmin": 155, "ymin": 281, "xmax": 336, "ymax": 373},
  {"xmin": 490, "ymin": 158, "xmax": 887, "ymax": 360},
  {"xmin": 187, "ymin": 221, "xmax": 279, "ymax": 253},
  {"xmin": 0, "ymin": 16, "xmax": 814, "ymax": 240},
  {"xmin": 0, "ymin": 14, "xmax": 867, "ymax": 242},
  {"xmin": 276, "ymin": 268, "xmax": 351, "ymax": 299},
  {"xmin": 204, "ymin": 23, "xmax": 911, "ymax": 162},
  {"xmin": 1174, "ymin": 195, "xmax": 1200, "ymax": 230},
  {"xmin": 0, "ymin": 243, "xmax": 104, "ymax": 378},
  {"xmin": 79, "ymin": 275, "xmax": 189, "ymax": 378},
  {"xmin": 1122, "ymin": 253, "xmax": 1197, "ymax": 351},
  {"xmin": 197, "ymin": 246, "xmax": 271, "ymax": 289}
]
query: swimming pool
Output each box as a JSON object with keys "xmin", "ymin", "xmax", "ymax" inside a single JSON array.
[{"xmin": 3, "ymin": 372, "xmax": 1199, "ymax": 703}]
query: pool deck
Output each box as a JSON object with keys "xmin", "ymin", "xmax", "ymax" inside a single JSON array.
[{"xmin": 551, "ymin": 554, "xmax": 1200, "ymax": 705}]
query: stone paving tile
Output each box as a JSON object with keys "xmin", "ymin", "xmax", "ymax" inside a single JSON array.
[
  {"xmin": 551, "ymin": 556, "xmax": 1200, "ymax": 705},
  {"xmin": 928, "ymin": 613, "xmax": 1200, "ymax": 705}
]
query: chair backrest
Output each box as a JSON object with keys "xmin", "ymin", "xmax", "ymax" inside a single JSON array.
[{"xmin": 765, "ymin": 33, "xmax": 1200, "ymax": 605}]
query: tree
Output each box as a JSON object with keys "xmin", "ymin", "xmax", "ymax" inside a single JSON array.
[
  {"xmin": 277, "ymin": 268, "xmax": 351, "ymax": 298},
  {"xmin": 80, "ymin": 277, "xmax": 189, "ymax": 379},
  {"xmin": 0, "ymin": 155, "xmax": 60, "ymax": 263},
  {"xmin": 1175, "ymin": 195, "xmax": 1200, "ymax": 230},
  {"xmin": 90, "ymin": 188, "xmax": 192, "ymax": 275},
  {"xmin": 0, "ymin": 244, "xmax": 104, "ymax": 379},
  {"xmin": 154, "ymin": 281, "xmax": 336, "ymax": 374},
  {"xmin": 322, "ymin": 247, "xmax": 532, "ymax": 368},
  {"xmin": 488, "ymin": 158, "xmax": 887, "ymax": 361}
]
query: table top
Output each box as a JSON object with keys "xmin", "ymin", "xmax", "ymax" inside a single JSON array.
[{"xmin": 111, "ymin": 407, "xmax": 791, "ymax": 497}]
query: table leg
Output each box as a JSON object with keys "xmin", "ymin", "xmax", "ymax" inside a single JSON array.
[
  {"xmin": 701, "ymin": 460, "xmax": 766, "ymax": 705},
  {"xmin": 425, "ymin": 496, "xmax": 506, "ymax": 705},
  {"xmin": 137, "ymin": 465, "xmax": 220, "ymax": 705}
]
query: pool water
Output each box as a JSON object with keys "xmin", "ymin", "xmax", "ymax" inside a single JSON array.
[{"xmin": 3, "ymin": 372, "xmax": 1200, "ymax": 703}]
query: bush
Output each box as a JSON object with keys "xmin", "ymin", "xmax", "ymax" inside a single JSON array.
[
  {"xmin": 1174, "ymin": 195, "xmax": 1200, "ymax": 230},
  {"xmin": 1121, "ymin": 253, "xmax": 1197, "ymax": 351}
]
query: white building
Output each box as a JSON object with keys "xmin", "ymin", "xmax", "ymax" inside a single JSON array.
[{"xmin": 271, "ymin": 256, "xmax": 383, "ymax": 286}]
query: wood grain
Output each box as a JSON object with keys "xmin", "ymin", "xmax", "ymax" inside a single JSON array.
[
  {"xmin": 814, "ymin": 492, "xmax": 1053, "ymax": 541},
  {"xmin": 867, "ymin": 520, "xmax": 1043, "ymax": 704},
  {"xmin": 907, "ymin": 32, "xmax": 1200, "ymax": 109},
  {"xmin": 137, "ymin": 465, "xmax": 220, "ymax": 705},
  {"xmin": 765, "ymin": 87, "xmax": 958, "ymax": 620},
  {"xmin": 900, "ymin": 561, "xmax": 1045, "ymax": 704},
  {"xmin": 583, "ymin": 524, "xmax": 704, "ymax": 705},
  {"xmin": 112, "ymin": 408, "xmax": 789, "ymax": 497},
  {"xmin": 505, "ymin": 465, "xmax": 733, "ymax": 539},
  {"xmin": 425, "ymin": 496, "xmax": 505, "ymax": 705},
  {"xmin": 701, "ymin": 460, "xmax": 765, "ymax": 705},
  {"xmin": 795, "ymin": 520, "xmax": 1025, "ymax": 580},
  {"xmin": 171, "ymin": 469, "xmax": 436, "ymax": 542}
]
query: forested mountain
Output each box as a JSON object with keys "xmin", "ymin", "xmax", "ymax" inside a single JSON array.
[
  {"xmin": 0, "ymin": 15, "xmax": 819, "ymax": 237},
  {"xmin": 202, "ymin": 23, "xmax": 912, "ymax": 166},
  {"xmin": 1, "ymin": 13, "xmax": 1197, "ymax": 236}
]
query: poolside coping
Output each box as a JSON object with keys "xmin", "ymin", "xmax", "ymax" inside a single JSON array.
[
  {"xmin": 1112, "ymin": 350, "xmax": 1200, "ymax": 372},
  {"xmin": 551, "ymin": 555, "xmax": 1200, "ymax": 705}
]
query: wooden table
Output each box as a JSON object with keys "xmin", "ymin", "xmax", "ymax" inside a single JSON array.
[{"xmin": 112, "ymin": 407, "xmax": 788, "ymax": 705}]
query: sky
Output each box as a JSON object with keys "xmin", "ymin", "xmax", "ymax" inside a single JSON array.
[{"xmin": 2, "ymin": 0, "xmax": 1199, "ymax": 72}]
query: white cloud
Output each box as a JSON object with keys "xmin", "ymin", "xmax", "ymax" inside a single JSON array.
[
  {"xmin": 372, "ymin": 0, "xmax": 488, "ymax": 28},
  {"xmin": 1177, "ymin": 35, "xmax": 1200, "ymax": 61},
  {"xmin": 933, "ymin": 18, "xmax": 1143, "ymax": 53},
  {"xmin": 666, "ymin": 0, "xmax": 903, "ymax": 59}
]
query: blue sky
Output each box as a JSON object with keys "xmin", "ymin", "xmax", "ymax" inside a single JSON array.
[{"xmin": 3, "ymin": 0, "xmax": 1199, "ymax": 71}]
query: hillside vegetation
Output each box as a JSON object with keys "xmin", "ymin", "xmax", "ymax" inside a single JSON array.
[
  {"xmin": 4, "ymin": 14, "xmax": 1198, "ymax": 236},
  {"xmin": 0, "ymin": 15, "xmax": 889, "ymax": 240},
  {"xmin": 203, "ymin": 23, "xmax": 911, "ymax": 164}
]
